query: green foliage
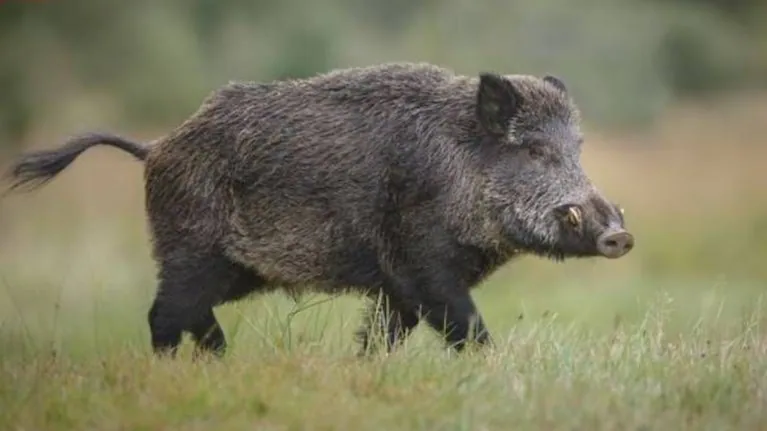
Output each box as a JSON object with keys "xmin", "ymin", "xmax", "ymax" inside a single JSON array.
[
  {"xmin": 0, "ymin": 0, "xmax": 765, "ymax": 141},
  {"xmin": 656, "ymin": 4, "xmax": 759, "ymax": 97}
]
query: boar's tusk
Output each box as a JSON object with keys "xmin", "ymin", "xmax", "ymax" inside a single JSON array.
[{"xmin": 567, "ymin": 206, "xmax": 582, "ymax": 227}]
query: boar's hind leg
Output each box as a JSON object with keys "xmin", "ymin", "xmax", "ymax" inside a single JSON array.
[
  {"xmin": 148, "ymin": 248, "xmax": 265, "ymax": 358},
  {"xmin": 188, "ymin": 308, "xmax": 229, "ymax": 359},
  {"xmin": 356, "ymin": 291, "xmax": 421, "ymax": 356}
]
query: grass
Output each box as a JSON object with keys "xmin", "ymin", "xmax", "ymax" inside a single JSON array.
[
  {"xmin": 1, "ymin": 273, "xmax": 766, "ymax": 430},
  {"xmin": 2, "ymin": 94, "xmax": 767, "ymax": 430}
]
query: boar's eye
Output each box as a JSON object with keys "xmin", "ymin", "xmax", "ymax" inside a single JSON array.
[
  {"xmin": 523, "ymin": 138, "xmax": 552, "ymax": 161},
  {"xmin": 527, "ymin": 146, "xmax": 545, "ymax": 159}
]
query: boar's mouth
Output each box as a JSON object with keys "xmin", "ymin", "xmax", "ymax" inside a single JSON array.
[
  {"xmin": 518, "ymin": 230, "xmax": 634, "ymax": 262},
  {"xmin": 504, "ymin": 205, "xmax": 635, "ymax": 262},
  {"xmin": 548, "ymin": 203, "xmax": 634, "ymax": 260}
]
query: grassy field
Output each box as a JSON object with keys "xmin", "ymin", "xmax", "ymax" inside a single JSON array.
[{"xmin": 1, "ymin": 94, "xmax": 766, "ymax": 430}]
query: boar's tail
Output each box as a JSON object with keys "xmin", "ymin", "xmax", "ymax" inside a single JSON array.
[{"xmin": 4, "ymin": 132, "xmax": 149, "ymax": 193}]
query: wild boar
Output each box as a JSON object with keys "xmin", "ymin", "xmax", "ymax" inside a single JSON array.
[{"xmin": 5, "ymin": 62, "xmax": 634, "ymax": 357}]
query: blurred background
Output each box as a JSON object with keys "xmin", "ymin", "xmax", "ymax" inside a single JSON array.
[{"xmin": 1, "ymin": 0, "xmax": 766, "ymax": 354}]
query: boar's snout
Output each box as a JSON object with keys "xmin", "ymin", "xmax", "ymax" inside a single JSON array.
[{"xmin": 596, "ymin": 229, "xmax": 634, "ymax": 259}]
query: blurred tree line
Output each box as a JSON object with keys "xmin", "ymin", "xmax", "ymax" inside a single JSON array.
[{"xmin": 1, "ymin": 0, "xmax": 765, "ymax": 150}]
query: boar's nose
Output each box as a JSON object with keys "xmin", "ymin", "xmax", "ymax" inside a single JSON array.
[{"xmin": 596, "ymin": 229, "xmax": 634, "ymax": 259}]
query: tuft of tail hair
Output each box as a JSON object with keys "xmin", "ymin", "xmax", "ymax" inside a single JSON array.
[{"xmin": 3, "ymin": 132, "xmax": 149, "ymax": 193}]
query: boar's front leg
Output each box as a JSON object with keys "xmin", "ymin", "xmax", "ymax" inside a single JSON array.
[
  {"xmin": 419, "ymin": 291, "xmax": 492, "ymax": 352},
  {"xmin": 391, "ymin": 270, "xmax": 493, "ymax": 353}
]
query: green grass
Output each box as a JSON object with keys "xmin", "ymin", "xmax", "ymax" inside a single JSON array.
[{"xmin": 1, "ymin": 241, "xmax": 766, "ymax": 430}]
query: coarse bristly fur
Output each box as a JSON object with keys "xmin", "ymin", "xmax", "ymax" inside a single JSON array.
[{"xmin": 3, "ymin": 62, "xmax": 634, "ymax": 358}]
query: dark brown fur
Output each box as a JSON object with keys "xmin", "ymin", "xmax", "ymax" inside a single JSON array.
[{"xmin": 4, "ymin": 62, "xmax": 634, "ymax": 357}]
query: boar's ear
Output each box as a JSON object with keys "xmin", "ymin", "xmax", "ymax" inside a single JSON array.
[
  {"xmin": 543, "ymin": 75, "xmax": 567, "ymax": 94},
  {"xmin": 476, "ymin": 73, "xmax": 523, "ymax": 137}
]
